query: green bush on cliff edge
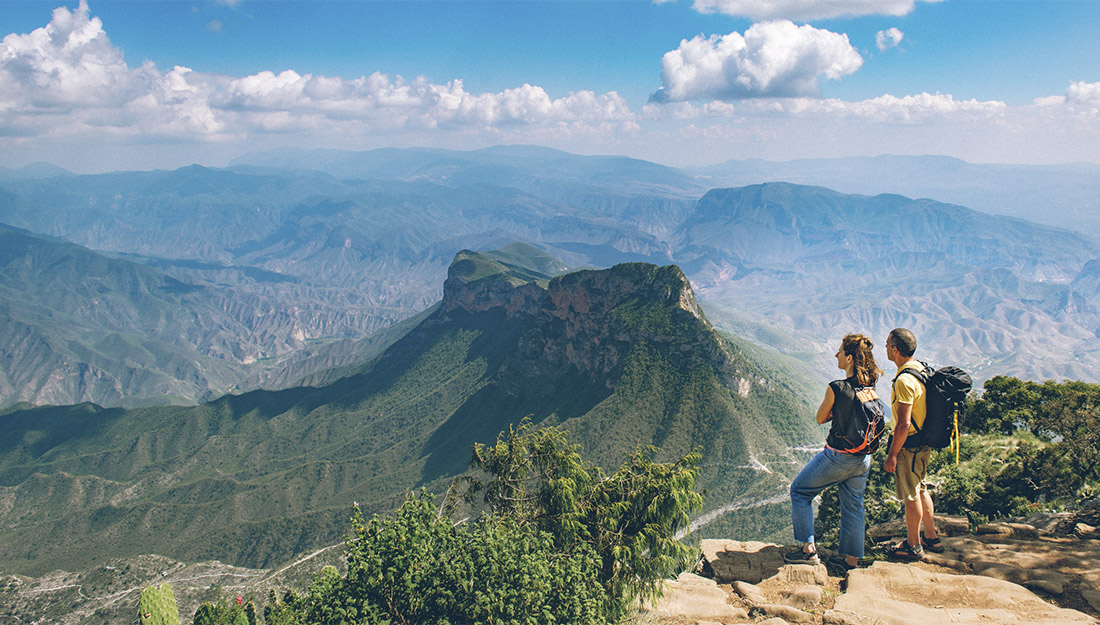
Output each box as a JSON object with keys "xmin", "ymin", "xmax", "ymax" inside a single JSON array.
[{"xmin": 237, "ymin": 419, "xmax": 702, "ymax": 624}]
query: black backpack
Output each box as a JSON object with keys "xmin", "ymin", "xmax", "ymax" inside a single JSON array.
[
  {"xmin": 895, "ymin": 363, "xmax": 973, "ymax": 450},
  {"xmin": 827, "ymin": 382, "xmax": 887, "ymax": 455}
]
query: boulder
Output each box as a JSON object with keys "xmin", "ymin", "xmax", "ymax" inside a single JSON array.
[
  {"xmin": 651, "ymin": 572, "xmax": 749, "ymax": 624},
  {"xmin": 1076, "ymin": 523, "xmax": 1100, "ymax": 539},
  {"xmin": 1081, "ymin": 587, "xmax": 1100, "ymax": 613},
  {"xmin": 733, "ymin": 580, "xmax": 767, "ymax": 606},
  {"xmin": 826, "ymin": 561, "xmax": 1093, "ymax": 625},
  {"xmin": 774, "ymin": 563, "xmax": 828, "ymax": 586},
  {"xmin": 758, "ymin": 603, "xmax": 813, "ymax": 623},
  {"xmin": 700, "ymin": 539, "xmax": 786, "ymax": 584},
  {"xmin": 783, "ymin": 584, "xmax": 823, "ymax": 609},
  {"xmin": 976, "ymin": 522, "xmax": 1039, "ymax": 539},
  {"xmin": 1024, "ymin": 579, "xmax": 1064, "ymax": 595}
]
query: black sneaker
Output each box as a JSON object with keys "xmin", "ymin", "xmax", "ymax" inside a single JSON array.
[
  {"xmin": 784, "ymin": 547, "xmax": 821, "ymax": 564},
  {"xmin": 826, "ymin": 554, "xmax": 857, "ymax": 575}
]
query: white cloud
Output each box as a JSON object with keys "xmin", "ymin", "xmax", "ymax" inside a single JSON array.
[
  {"xmin": 0, "ymin": 0, "xmax": 148, "ymax": 111},
  {"xmin": 2, "ymin": 3, "xmax": 1098, "ymax": 171},
  {"xmin": 206, "ymin": 20, "xmax": 224, "ymax": 33},
  {"xmin": 644, "ymin": 91, "xmax": 1006, "ymax": 123},
  {"xmin": 651, "ymin": 21, "xmax": 863, "ymax": 102},
  {"xmin": 776, "ymin": 92, "xmax": 1007, "ymax": 122},
  {"xmin": 0, "ymin": 3, "xmax": 635, "ymax": 145},
  {"xmin": 1065, "ymin": 81, "xmax": 1100, "ymax": 111},
  {"xmin": 1032, "ymin": 82, "xmax": 1100, "ymax": 116},
  {"xmin": 641, "ymin": 100, "xmax": 737, "ymax": 120},
  {"xmin": 689, "ymin": 0, "xmax": 941, "ymax": 21},
  {"xmin": 876, "ymin": 27, "xmax": 904, "ymax": 51}
]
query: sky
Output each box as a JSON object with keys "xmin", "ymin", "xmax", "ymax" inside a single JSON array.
[{"xmin": 1, "ymin": 0, "xmax": 1099, "ymax": 173}]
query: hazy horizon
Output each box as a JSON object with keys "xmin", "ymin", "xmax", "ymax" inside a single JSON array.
[{"xmin": 2, "ymin": 0, "xmax": 1098, "ymax": 174}]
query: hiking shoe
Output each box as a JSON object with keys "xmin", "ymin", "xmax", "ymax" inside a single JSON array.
[
  {"xmin": 887, "ymin": 539, "xmax": 924, "ymax": 561},
  {"xmin": 921, "ymin": 531, "xmax": 945, "ymax": 553},
  {"xmin": 784, "ymin": 547, "xmax": 820, "ymax": 564},
  {"xmin": 826, "ymin": 554, "xmax": 858, "ymax": 575}
]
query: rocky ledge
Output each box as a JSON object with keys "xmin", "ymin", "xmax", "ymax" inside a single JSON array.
[{"xmin": 649, "ymin": 515, "xmax": 1100, "ymax": 625}]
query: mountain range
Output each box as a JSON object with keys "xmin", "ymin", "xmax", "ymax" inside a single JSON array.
[
  {"xmin": 0, "ymin": 249, "xmax": 816, "ymax": 577},
  {"xmin": 1, "ymin": 146, "xmax": 1098, "ymax": 407},
  {"xmin": 692, "ymin": 155, "xmax": 1100, "ymax": 238}
]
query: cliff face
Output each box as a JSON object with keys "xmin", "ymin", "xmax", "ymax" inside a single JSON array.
[
  {"xmin": 441, "ymin": 254, "xmax": 715, "ymax": 381},
  {"xmin": 444, "ymin": 252, "xmax": 703, "ymax": 322}
]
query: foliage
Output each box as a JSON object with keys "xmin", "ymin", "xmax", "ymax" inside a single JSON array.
[
  {"xmin": 266, "ymin": 420, "xmax": 703, "ymax": 624},
  {"xmin": 192, "ymin": 590, "xmax": 252, "ymax": 625},
  {"xmin": 262, "ymin": 589, "xmax": 304, "ymax": 625},
  {"xmin": 965, "ymin": 376, "xmax": 1100, "ymax": 499},
  {"xmin": 137, "ymin": 582, "xmax": 180, "ymax": 625},
  {"xmin": 292, "ymin": 494, "xmax": 611, "ymax": 625},
  {"xmin": 452, "ymin": 418, "xmax": 704, "ymax": 616}
]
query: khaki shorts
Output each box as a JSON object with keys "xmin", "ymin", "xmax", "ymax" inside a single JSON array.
[{"xmin": 895, "ymin": 447, "xmax": 931, "ymax": 501}]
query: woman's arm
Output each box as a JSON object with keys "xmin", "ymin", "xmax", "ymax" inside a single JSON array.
[{"xmin": 815, "ymin": 385, "xmax": 836, "ymax": 424}]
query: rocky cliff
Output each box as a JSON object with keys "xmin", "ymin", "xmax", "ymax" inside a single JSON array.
[{"xmin": 650, "ymin": 509, "xmax": 1100, "ymax": 625}]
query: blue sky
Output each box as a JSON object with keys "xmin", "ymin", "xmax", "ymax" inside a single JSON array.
[{"xmin": 2, "ymin": 0, "xmax": 1099, "ymax": 172}]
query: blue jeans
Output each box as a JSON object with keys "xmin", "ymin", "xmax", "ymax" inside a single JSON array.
[{"xmin": 789, "ymin": 447, "xmax": 871, "ymax": 557}]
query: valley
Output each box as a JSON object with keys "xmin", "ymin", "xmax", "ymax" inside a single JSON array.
[{"xmin": 1, "ymin": 147, "xmax": 1097, "ymax": 409}]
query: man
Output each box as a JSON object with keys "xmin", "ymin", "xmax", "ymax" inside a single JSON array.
[{"xmin": 883, "ymin": 328, "xmax": 943, "ymax": 560}]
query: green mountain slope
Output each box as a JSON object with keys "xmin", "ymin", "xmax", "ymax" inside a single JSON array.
[
  {"xmin": 0, "ymin": 223, "xmax": 426, "ymax": 407},
  {"xmin": 0, "ymin": 251, "xmax": 816, "ymax": 576}
]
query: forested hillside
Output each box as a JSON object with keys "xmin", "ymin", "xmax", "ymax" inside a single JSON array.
[{"xmin": 0, "ymin": 251, "xmax": 817, "ymax": 576}]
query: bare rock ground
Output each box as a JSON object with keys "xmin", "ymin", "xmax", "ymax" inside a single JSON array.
[{"xmin": 650, "ymin": 514, "xmax": 1100, "ymax": 625}]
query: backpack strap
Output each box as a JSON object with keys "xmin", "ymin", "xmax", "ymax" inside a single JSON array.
[
  {"xmin": 892, "ymin": 362, "xmax": 928, "ymax": 434},
  {"xmin": 892, "ymin": 361, "xmax": 929, "ymax": 385}
]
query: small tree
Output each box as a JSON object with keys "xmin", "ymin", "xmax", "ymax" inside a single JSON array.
[
  {"xmin": 268, "ymin": 420, "xmax": 703, "ymax": 624},
  {"xmin": 450, "ymin": 418, "xmax": 704, "ymax": 615}
]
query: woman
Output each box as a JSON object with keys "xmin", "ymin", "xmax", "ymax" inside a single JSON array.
[{"xmin": 785, "ymin": 333, "xmax": 883, "ymax": 573}]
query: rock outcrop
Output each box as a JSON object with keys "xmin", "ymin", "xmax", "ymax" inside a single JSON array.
[
  {"xmin": 828, "ymin": 561, "xmax": 1093, "ymax": 625},
  {"xmin": 649, "ymin": 523, "xmax": 1100, "ymax": 625}
]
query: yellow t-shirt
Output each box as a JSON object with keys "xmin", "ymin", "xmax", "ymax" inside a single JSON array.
[{"xmin": 892, "ymin": 361, "xmax": 927, "ymax": 436}]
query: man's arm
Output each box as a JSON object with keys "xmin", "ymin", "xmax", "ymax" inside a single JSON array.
[
  {"xmin": 816, "ymin": 386, "xmax": 836, "ymax": 425},
  {"xmin": 884, "ymin": 402, "xmax": 912, "ymax": 473}
]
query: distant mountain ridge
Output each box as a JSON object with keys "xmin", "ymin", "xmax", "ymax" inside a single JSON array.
[
  {"xmin": 0, "ymin": 250, "xmax": 815, "ymax": 577},
  {"xmin": 691, "ymin": 154, "xmax": 1100, "ymax": 238},
  {"xmin": 1, "ymin": 147, "xmax": 1099, "ymax": 407},
  {"xmin": 679, "ymin": 183, "xmax": 1100, "ymax": 381}
]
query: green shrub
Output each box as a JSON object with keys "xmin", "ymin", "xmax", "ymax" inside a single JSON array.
[
  {"xmin": 296, "ymin": 494, "xmax": 610, "ymax": 625},
  {"xmin": 267, "ymin": 420, "xmax": 703, "ymax": 624},
  {"xmin": 192, "ymin": 591, "xmax": 250, "ymax": 625},
  {"xmin": 453, "ymin": 418, "xmax": 703, "ymax": 616}
]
